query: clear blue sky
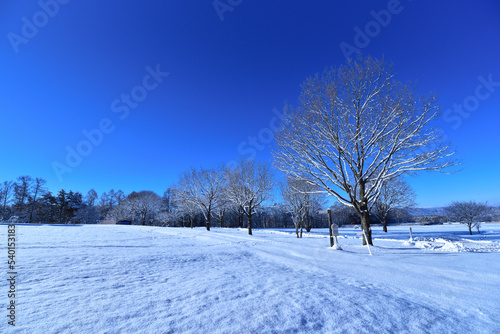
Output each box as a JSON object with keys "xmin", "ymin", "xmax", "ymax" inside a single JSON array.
[{"xmin": 1, "ymin": 1, "xmax": 499, "ymax": 207}]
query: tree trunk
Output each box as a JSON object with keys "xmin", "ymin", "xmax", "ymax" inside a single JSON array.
[
  {"xmin": 327, "ymin": 209, "xmax": 334, "ymax": 247},
  {"xmin": 2, "ymin": 192, "xmax": 8, "ymax": 210},
  {"xmin": 295, "ymin": 223, "xmax": 299, "ymax": 238},
  {"xmin": 190, "ymin": 216, "xmax": 193, "ymax": 229},
  {"xmin": 468, "ymin": 223, "xmax": 472, "ymax": 235},
  {"xmin": 29, "ymin": 205, "xmax": 34, "ymax": 224},
  {"xmin": 357, "ymin": 182, "xmax": 373, "ymax": 245},
  {"xmin": 248, "ymin": 214, "xmax": 253, "ymax": 235},
  {"xmin": 238, "ymin": 209, "xmax": 243, "ymax": 228},
  {"xmin": 206, "ymin": 206, "xmax": 211, "ymax": 231},
  {"xmin": 360, "ymin": 211, "xmax": 373, "ymax": 245},
  {"xmin": 29, "ymin": 187, "xmax": 38, "ymax": 224},
  {"xmin": 383, "ymin": 216, "xmax": 388, "ymax": 233},
  {"xmin": 299, "ymin": 214, "xmax": 303, "ymax": 238},
  {"xmin": 305, "ymin": 212, "xmax": 311, "ymax": 232}
]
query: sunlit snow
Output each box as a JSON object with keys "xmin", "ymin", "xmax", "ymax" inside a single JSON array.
[{"xmin": 2, "ymin": 223, "xmax": 500, "ymax": 333}]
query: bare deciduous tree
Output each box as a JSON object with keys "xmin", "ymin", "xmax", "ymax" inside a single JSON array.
[
  {"xmin": 214, "ymin": 200, "xmax": 231, "ymax": 228},
  {"xmin": 175, "ymin": 165, "xmax": 227, "ymax": 231},
  {"xmin": 106, "ymin": 201, "xmax": 133, "ymax": 223},
  {"xmin": 173, "ymin": 196, "xmax": 200, "ymax": 228},
  {"xmin": 127, "ymin": 190, "xmax": 162, "ymax": 225},
  {"xmin": 154, "ymin": 210, "xmax": 182, "ymax": 227},
  {"xmin": 0, "ymin": 181, "xmax": 14, "ymax": 211},
  {"xmin": 163, "ymin": 188, "xmax": 174, "ymax": 213},
  {"xmin": 281, "ymin": 177, "xmax": 325, "ymax": 238},
  {"xmin": 225, "ymin": 159, "xmax": 274, "ymax": 235},
  {"xmin": 113, "ymin": 190, "xmax": 126, "ymax": 206},
  {"xmin": 14, "ymin": 176, "xmax": 33, "ymax": 216},
  {"xmin": 28, "ymin": 177, "xmax": 47, "ymax": 223},
  {"xmin": 445, "ymin": 201, "xmax": 491, "ymax": 235},
  {"xmin": 372, "ymin": 176, "xmax": 416, "ymax": 232},
  {"xmin": 274, "ymin": 56, "xmax": 457, "ymax": 245},
  {"xmin": 85, "ymin": 189, "xmax": 98, "ymax": 207}
]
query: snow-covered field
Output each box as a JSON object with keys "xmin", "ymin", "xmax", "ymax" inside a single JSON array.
[{"xmin": 2, "ymin": 223, "xmax": 500, "ymax": 333}]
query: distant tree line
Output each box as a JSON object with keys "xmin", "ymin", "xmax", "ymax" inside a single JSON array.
[
  {"xmin": 2, "ymin": 171, "xmax": 495, "ymax": 238},
  {"xmin": 0, "ymin": 162, "xmax": 417, "ymax": 232}
]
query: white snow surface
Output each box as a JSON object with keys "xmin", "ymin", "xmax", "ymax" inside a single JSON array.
[{"xmin": 2, "ymin": 223, "xmax": 500, "ymax": 333}]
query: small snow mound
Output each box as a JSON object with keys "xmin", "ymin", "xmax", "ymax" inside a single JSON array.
[
  {"xmin": 332, "ymin": 244, "xmax": 343, "ymax": 250},
  {"xmin": 411, "ymin": 237, "xmax": 500, "ymax": 252},
  {"xmin": 439, "ymin": 240, "xmax": 466, "ymax": 252}
]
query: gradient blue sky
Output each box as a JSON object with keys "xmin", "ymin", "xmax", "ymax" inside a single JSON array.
[{"xmin": 1, "ymin": 1, "xmax": 499, "ymax": 207}]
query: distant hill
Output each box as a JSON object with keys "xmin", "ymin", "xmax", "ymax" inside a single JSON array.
[
  {"xmin": 490, "ymin": 206, "xmax": 500, "ymax": 214},
  {"xmin": 408, "ymin": 207, "xmax": 447, "ymax": 216},
  {"xmin": 409, "ymin": 206, "xmax": 500, "ymax": 217}
]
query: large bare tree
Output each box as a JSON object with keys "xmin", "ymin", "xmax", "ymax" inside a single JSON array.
[
  {"xmin": 372, "ymin": 176, "xmax": 416, "ymax": 232},
  {"xmin": 175, "ymin": 165, "xmax": 227, "ymax": 231},
  {"xmin": 225, "ymin": 159, "xmax": 274, "ymax": 235},
  {"xmin": 274, "ymin": 56, "xmax": 457, "ymax": 245}
]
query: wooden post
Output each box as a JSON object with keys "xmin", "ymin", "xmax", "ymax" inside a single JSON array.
[{"xmin": 327, "ymin": 209, "xmax": 334, "ymax": 247}]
